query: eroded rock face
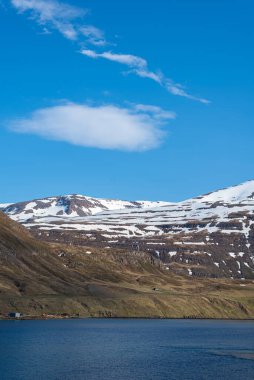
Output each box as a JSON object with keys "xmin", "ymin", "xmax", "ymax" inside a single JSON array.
[{"xmin": 2, "ymin": 181, "xmax": 254, "ymax": 279}]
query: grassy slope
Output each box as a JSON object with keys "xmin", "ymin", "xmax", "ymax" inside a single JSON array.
[{"xmin": 0, "ymin": 211, "xmax": 254, "ymax": 319}]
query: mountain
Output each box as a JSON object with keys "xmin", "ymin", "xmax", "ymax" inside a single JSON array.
[
  {"xmin": 2, "ymin": 180, "xmax": 254, "ymax": 280},
  {"xmin": 2, "ymin": 194, "xmax": 170, "ymax": 221},
  {"xmin": 1, "ymin": 211, "xmax": 254, "ymax": 319},
  {"xmin": 0, "ymin": 203, "xmax": 11, "ymax": 209},
  {"xmin": 0, "ymin": 210, "xmax": 86, "ymax": 297}
]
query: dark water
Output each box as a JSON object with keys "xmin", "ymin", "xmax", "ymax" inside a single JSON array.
[{"xmin": 0, "ymin": 319, "xmax": 254, "ymax": 380}]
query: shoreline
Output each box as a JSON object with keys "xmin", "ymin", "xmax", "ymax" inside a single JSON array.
[{"xmin": 1, "ymin": 315, "xmax": 254, "ymax": 321}]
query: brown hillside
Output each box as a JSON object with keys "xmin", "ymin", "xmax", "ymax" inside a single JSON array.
[{"xmin": 1, "ymin": 211, "xmax": 254, "ymax": 319}]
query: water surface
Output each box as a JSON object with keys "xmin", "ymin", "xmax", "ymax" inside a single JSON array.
[{"xmin": 0, "ymin": 319, "xmax": 254, "ymax": 380}]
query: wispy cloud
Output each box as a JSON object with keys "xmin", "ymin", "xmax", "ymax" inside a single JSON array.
[
  {"xmin": 81, "ymin": 50, "xmax": 210, "ymax": 104},
  {"xmin": 8, "ymin": 102, "xmax": 176, "ymax": 151},
  {"xmin": 10, "ymin": 0, "xmax": 209, "ymax": 103},
  {"xmin": 81, "ymin": 50, "xmax": 147, "ymax": 69},
  {"xmin": 133, "ymin": 104, "xmax": 176, "ymax": 120},
  {"xmin": 11, "ymin": 0, "xmax": 106, "ymax": 44},
  {"xmin": 79, "ymin": 25, "xmax": 106, "ymax": 47},
  {"xmin": 11, "ymin": 0, "xmax": 85, "ymax": 40}
]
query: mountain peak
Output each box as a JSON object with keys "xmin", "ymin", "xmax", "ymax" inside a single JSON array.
[
  {"xmin": 197, "ymin": 180, "xmax": 254, "ymax": 204},
  {"xmin": 2, "ymin": 194, "xmax": 170, "ymax": 222}
]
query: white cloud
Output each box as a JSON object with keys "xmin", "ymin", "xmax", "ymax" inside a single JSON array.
[
  {"xmin": 134, "ymin": 104, "xmax": 176, "ymax": 120},
  {"xmin": 81, "ymin": 49, "xmax": 210, "ymax": 103},
  {"xmin": 81, "ymin": 50, "xmax": 147, "ymax": 69},
  {"xmin": 8, "ymin": 102, "xmax": 175, "ymax": 151},
  {"xmin": 11, "ymin": 0, "xmax": 209, "ymax": 103},
  {"xmin": 11, "ymin": 0, "xmax": 107, "ymax": 44},
  {"xmin": 133, "ymin": 69, "xmax": 162, "ymax": 83},
  {"xmin": 131, "ymin": 70, "xmax": 210, "ymax": 104},
  {"xmin": 11, "ymin": 0, "xmax": 85, "ymax": 40},
  {"xmin": 164, "ymin": 78, "xmax": 210, "ymax": 104},
  {"xmin": 79, "ymin": 25, "xmax": 106, "ymax": 47}
]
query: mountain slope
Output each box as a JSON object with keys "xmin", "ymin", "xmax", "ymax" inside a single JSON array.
[
  {"xmin": 2, "ymin": 181, "xmax": 254, "ymax": 280},
  {"xmin": 1, "ymin": 211, "xmax": 254, "ymax": 319}
]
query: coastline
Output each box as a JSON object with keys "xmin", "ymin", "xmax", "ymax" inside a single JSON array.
[{"xmin": 1, "ymin": 315, "xmax": 254, "ymax": 321}]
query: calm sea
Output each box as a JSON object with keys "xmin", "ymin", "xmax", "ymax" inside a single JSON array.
[{"xmin": 0, "ymin": 319, "xmax": 254, "ymax": 380}]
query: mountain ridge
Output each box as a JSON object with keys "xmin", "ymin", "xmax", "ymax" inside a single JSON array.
[
  {"xmin": 2, "ymin": 180, "xmax": 254, "ymax": 280},
  {"xmin": 2, "ymin": 179, "xmax": 254, "ymax": 216},
  {"xmin": 1, "ymin": 194, "xmax": 171, "ymax": 221}
]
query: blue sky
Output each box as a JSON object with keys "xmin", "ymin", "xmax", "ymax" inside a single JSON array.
[{"xmin": 0, "ymin": 0, "xmax": 253, "ymax": 203}]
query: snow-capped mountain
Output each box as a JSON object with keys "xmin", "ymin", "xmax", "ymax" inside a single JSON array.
[
  {"xmin": 2, "ymin": 181, "xmax": 254, "ymax": 279},
  {"xmin": 2, "ymin": 194, "xmax": 170, "ymax": 222},
  {"xmin": 0, "ymin": 203, "xmax": 11, "ymax": 209}
]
